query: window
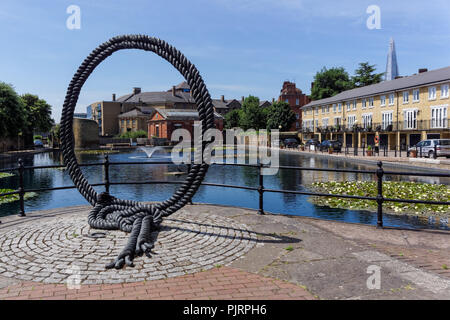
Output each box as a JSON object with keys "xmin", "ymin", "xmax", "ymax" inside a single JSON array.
[
  {"xmin": 403, "ymin": 109, "xmax": 418, "ymax": 129},
  {"xmin": 338, "ymin": 103, "xmax": 342, "ymax": 112},
  {"xmin": 389, "ymin": 93, "xmax": 395, "ymax": 105},
  {"xmin": 413, "ymin": 89, "xmax": 420, "ymax": 102},
  {"xmin": 296, "ymin": 113, "xmax": 300, "ymax": 119},
  {"xmin": 431, "ymin": 106, "xmax": 448, "ymax": 128},
  {"xmin": 382, "ymin": 111, "xmax": 393, "ymax": 130},
  {"xmin": 368, "ymin": 97, "xmax": 374, "ymax": 108},
  {"xmin": 402, "ymin": 91, "xmax": 409, "ymax": 104},
  {"xmin": 441, "ymin": 84, "xmax": 449, "ymax": 98},
  {"xmin": 296, "ymin": 98, "xmax": 299, "ymax": 105},
  {"xmin": 352, "ymin": 100, "xmax": 357, "ymax": 110},
  {"xmin": 362, "ymin": 99, "xmax": 366, "ymax": 109},
  {"xmin": 346, "ymin": 102, "xmax": 350, "ymax": 111},
  {"xmin": 428, "ymin": 87, "xmax": 436, "ymax": 100},
  {"xmin": 322, "ymin": 106, "xmax": 325, "ymax": 114},
  {"xmin": 347, "ymin": 115, "xmax": 356, "ymax": 127},
  {"xmin": 315, "ymin": 120, "xmax": 319, "ymax": 128},
  {"xmin": 132, "ymin": 120, "xmax": 137, "ymax": 127},
  {"xmin": 334, "ymin": 117, "xmax": 341, "ymax": 126},
  {"xmin": 333, "ymin": 104, "xmax": 337, "ymax": 113},
  {"xmin": 322, "ymin": 118, "xmax": 329, "ymax": 127},
  {"xmin": 315, "ymin": 107, "xmax": 319, "ymax": 115},
  {"xmin": 285, "ymin": 99, "xmax": 289, "ymax": 103},
  {"xmin": 380, "ymin": 95, "xmax": 386, "ymax": 106},
  {"xmin": 362, "ymin": 114, "xmax": 373, "ymax": 129}
]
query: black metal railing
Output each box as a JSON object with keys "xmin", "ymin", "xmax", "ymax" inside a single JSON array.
[{"xmin": 1, "ymin": 155, "xmax": 450, "ymax": 229}]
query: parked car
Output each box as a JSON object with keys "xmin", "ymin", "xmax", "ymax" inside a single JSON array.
[
  {"xmin": 33, "ymin": 139, "xmax": 44, "ymax": 148},
  {"xmin": 283, "ymin": 138, "xmax": 299, "ymax": 148},
  {"xmin": 408, "ymin": 139, "xmax": 450, "ymax": 158},
  {"xmin": 319, "ymin": 140, "xmax": 342, "ymax": 152},
  {"xmin": 305, "ymin": 139, "xmax": 320, "ymax": 148}
]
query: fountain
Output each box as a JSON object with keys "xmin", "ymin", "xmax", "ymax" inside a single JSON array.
[{"xmin": 139, "ymin": 146, "xmax": 166, "ymax": 158}]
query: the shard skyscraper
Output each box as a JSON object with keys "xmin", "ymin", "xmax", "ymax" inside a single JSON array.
[{"xmin": 385, "ymin": 38, "xmax": 399, "ymax": 81}]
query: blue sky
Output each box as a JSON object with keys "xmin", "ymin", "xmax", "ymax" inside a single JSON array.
[{"xmin": 1, "ymin": 0, "xmax": 449, "ymax": 121}]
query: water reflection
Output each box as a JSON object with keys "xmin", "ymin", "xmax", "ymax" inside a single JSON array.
[{"xmin": 0, "ymin": 149, "xmax": 448, "ymax": 230}]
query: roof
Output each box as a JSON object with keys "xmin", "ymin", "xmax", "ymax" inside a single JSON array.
[
  {"xmin": 118, "ymin": 108, "xmax": 154, "ymax": 118},
  {"xmin": 117, "ymin": 91, "xmax": 196, "ymax": 104},
  {"xmin": 211, "ymin": 99, "xmax": 240, "ymax": 109},
  {"xmin": 303, "ymin": 66, "xmax": 450, "ymax": 108},
  {"xmin": 152, "ymin": 108, "xmax": 223, "ymax": 121},
  {"xmin": 173, "ymin": 81, "xmax": 190, "ymax": 90}
]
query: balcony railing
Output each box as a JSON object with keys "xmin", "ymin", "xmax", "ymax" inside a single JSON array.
[{"xmin": 301, "ymin": 119, "xmax": 449, "ymax": 133}]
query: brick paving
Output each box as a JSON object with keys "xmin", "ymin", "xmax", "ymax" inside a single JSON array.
[
  {"xmin": 0, "ymin": 266, "xmax": 313, "ymax": 300},
  {"xmin": 1, "ymin": 204, "xmax": 449, "ymax": 300}
]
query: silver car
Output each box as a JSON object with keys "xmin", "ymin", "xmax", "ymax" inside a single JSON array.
[{"xmin": 408, "ymin": 139, "xmax": 450, "ymax": 158}]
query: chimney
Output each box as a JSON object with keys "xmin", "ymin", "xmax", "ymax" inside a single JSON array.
[
  {"xmin": 112, "ymin": 93, "xmax": 116, "ymax": 102},
  {"xmin": 133, "ymin": 87, "xmax": 141, "ymax": 95},
  {"xmin": 221, "ymin": 95, "xmax": 225, "ymax": 102},
  {"xmin": 418, "ymin": 68, "xmax": 428, "ymax": 74},
  {"xmin": 241, "ymin": 96, "xmax": 244, "ymax": 104},
  {"xmin": 172, "ymin": 86, "xmax": 176, "ymax": 96},
  {"xmin": 272, "ymin": 98, "xmax": 275, "ymax": 103}
]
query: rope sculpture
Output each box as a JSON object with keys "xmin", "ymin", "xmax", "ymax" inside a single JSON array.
[{"xmin": 60, "ymin": 35, "xmax": 215, "ymax": 269}]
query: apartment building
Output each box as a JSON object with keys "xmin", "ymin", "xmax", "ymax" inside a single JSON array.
[
  {"xmin": 278, "ymin": 81, "xmax": 311, "ymax": 131},
  {"xmin": 301, "ymin": 66, "xmax": 450, "ymax": 150}
]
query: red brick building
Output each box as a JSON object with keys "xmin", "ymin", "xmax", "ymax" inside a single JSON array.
[
  {"xmin": 148, "ymin": 108, "xmax": 224, "ymax": 140},
  {"xmin": 278, "ymin": 81, "xmax": 311, "ymax": 131}
]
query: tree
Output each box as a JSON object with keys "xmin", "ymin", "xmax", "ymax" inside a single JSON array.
[
  {"xmin": 224, "ymin": 109, "xmax": 240, "ymax": 129},
  {"xmin": 266, "ymin": 101, "xmax": 296, "ymax": 131},
  {"xmin": 352, "ymin": 62, "xmax": 384, "ymax": 88},
  {"xmin": 311, "ymin": 67, "xmax": 353, "ymax": 100},
  {"xmin": 0, "ymin": 82, "xmax": 26, "ymax": 137},
  {"xmin": 21, "ymin": 94, "xmax": 54, "ymax": 134},
  {"xmin": 238, "ymin": 96, "xmax": 267, "ymax": 130}
]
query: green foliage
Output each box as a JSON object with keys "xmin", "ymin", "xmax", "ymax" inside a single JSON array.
[
  {"xmin": 224, "ymin": 109, "xmax": 240, "ymax": 129},
  {"xmin": 352, "ymin": 62, "xmax": 384, "ymax": 88},
  {"xmin": 0, "ymin": 189, "xmax": 37, "ymax": 205},
  {"xmin": 0, "ymin": 173, "xmax": 14, "ymax": 179},
  {"xmin": 238, "ymin": 96, "xmax": 267, "ymax": 130},
  {"xmin": 21, "ymin": 94, "xmax": 54, "ymax": 134},
  {"xmin": 266, "ymin": 101, "xmax": 296, "ymax": 131},
  {"xmin": 311, "ymin": 67, "xmax": 353, "ymax": 100},
  {"xmin": 0, "ymin": 82, "xmax": 26, "ymax": 137},
  {"xmin": 117, "ymin": 130, "xmax": 148, "ymax": 139},
  {"xmin": 310, "ymin": 181, "xmax": 450, "ymax": 216},
  {"xmin": 33, "ymin": 135, "xmax": 43, "ymax": 140}
]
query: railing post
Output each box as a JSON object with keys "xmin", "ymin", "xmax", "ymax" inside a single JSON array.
[
  {"xmin": 376, "ymin": 161, "xmax": 384, "ymax": 228},
  {"xmin": 104, "ymin": 154, "xmax": 110, "ymax": 194},
  {"xmin": 18, "ymin": 158, "xmax": 26, "ymax": 217},
  {"xmin": 187, "ymin": 163, "xmax": 193, "ymax": 205},
  {"xmin": 434, "ymin": 144, "xmax": 437, "ymax": 159},
  {"xmin": 257, "ymin": 162, "xmax": 265, "ymax": 215}
]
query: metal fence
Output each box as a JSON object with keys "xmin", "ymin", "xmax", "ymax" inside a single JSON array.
[{"xmin": 1, "ymin": 156, "xmax": 450, "ymax": 228}]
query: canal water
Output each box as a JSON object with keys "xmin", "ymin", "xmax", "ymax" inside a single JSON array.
[{"xmin": 0, "ymin": 149, "xmax": 449, "ymax": 230}]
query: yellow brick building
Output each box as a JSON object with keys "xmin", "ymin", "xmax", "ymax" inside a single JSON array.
[{"xmin": 301, "ymin": 66, "xmax": 450, "ymax": 150}]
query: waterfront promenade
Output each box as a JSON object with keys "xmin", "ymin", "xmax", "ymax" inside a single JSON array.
[{"xmin": 0, "ymin": 204, "xmax": 449, "ymax": 300}]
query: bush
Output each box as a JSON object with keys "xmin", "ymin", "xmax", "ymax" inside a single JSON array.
[
  {"xmin": 33, "ymin": 135, "xmax": 43, "ymax": 140},
  {"xmin": 116, "ymin": 130, "xmax": 148, "ymax": 139}
]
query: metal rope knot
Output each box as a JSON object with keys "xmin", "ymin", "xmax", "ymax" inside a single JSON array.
[{"xmin": 60, "ymin": 34, "xmax": 214, "ymax": 269}]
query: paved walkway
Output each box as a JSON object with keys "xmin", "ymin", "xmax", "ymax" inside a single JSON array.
[
  {"xmin": 281, "ymin": 148, "xmax": 450, "ymax": 171},
  {"xmin": 0, "ymin": 204, "xmax": 449, "ymax": 300}
]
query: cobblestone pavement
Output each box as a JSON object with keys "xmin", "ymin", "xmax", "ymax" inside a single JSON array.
[
  {"xmin": 1, "ymin": 204, "xmax": 450, "ymax": 300},
  {"xmin": 0, "ymin": 208, "xmax": 257, "ymax": 284}
]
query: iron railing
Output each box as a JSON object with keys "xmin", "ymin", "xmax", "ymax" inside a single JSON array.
[{"xmin": 1, "ymin": 156, "xmax": 450, "ymax": 229}]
